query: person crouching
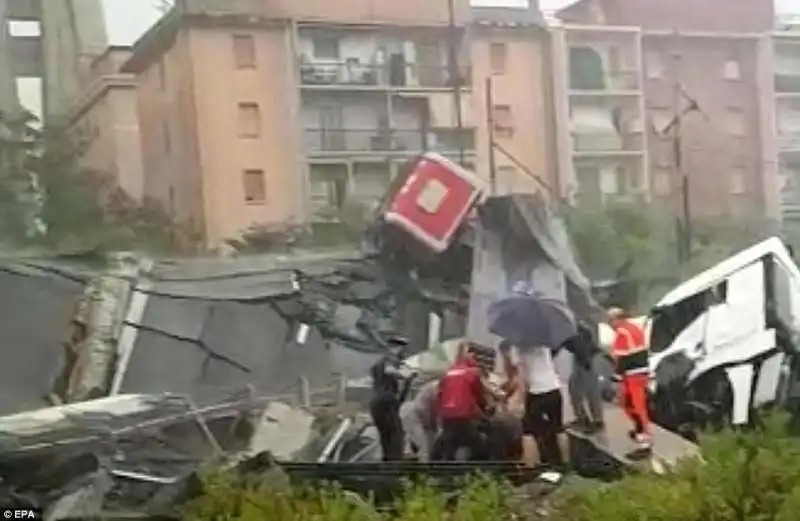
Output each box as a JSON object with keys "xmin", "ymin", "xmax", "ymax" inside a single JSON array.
[
  {"xmin": 433, "ymin": 342, "xmax": 487, "ymax": 461},
  {"xmin": 400, "ymin": 379, "xmax": 439, "ymax": 462}
]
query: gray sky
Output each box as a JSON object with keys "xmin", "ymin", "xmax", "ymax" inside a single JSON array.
[{"xmin": 102, "ymin": 0, "xmax": 799, "ymax": 46}]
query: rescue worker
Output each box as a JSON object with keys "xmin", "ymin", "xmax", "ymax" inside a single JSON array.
[
  {"xmin": 607, "ymin": 308, "xmax": 652, "ymax": 451},
  {"xmin": 434, "ymin": 342, "xmax": 487, "ymax": 461},
  {"xmin": 369, "ymin": 336, "xmax": 413, "ymax": 461},
  {"xmin": 399, "ymin": 379, "xmax": 439, "ymax": 462}
]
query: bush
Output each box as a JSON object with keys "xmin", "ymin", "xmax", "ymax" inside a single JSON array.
[
  {"xmin": 184, "ymin": 416, "xmax": 800, "ymax": 520},
  {"xmin": 552, "ymin": 414, "xmax": 800, "ymax": 521},
  {"xmin": 182, "ymin": 470, "xmax": 517, "ymax": 521}
]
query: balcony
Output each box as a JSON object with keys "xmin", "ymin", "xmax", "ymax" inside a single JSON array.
[
  {"xmin": 304, "ymin": 128, "xmax": 475, "ymax": 155},
  {"xmin": 571, "ymin": 132, "xmax": 644, "ymax": 156},
  {"xmin": 568, "ymin": 71, "xmax": 640, "ymax": 94},
  {"xmin": 775, "ymin": 73, "xmax": 800, "ymax": 95},
  {"xmin": 300, "ymin": 61, "xmax": 471, "ymax": 89},
  {"xmin": 778, "ymin": 133, "xmax": 800, "ymax": 152}
]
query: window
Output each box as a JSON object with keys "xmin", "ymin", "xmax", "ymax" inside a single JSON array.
[
  {"xmin": 312, "ymin": 35, "xmax": 339, "ymax": 60},
  {"xmin": 490, "ymin": 42, "xmax": 507, "ymax": 74},
  {"xmin": 243, "ymin": 169, "xmax": 266, "ymax": 204},
  {"xmin": 645, "ymin": 51, "xmax": 663, "ymax": 79},
  {"xmin": 7, "ymin": 20, "xmax": 41, "ymax": 37},
  {"xmin": 614, "ymin": 165, "xmax": 628, "ymax": 194},
  {"xmin": 724, "ymin": 59, "xmax": 741, "ymax": 81},
  {"xmin": 726, "ymin": 109, "xmax": 746, "ymax": 136},
  {"xmin": 233, "ymin": 35, "xmax": 256, "ymax": 68},
  {"xmin": 729, "ymin": 168, "xmax": 746, "ymax": 194},
  {"xmin": 492, "ymin": 104, "xmax": 513, "ymax": 135},
  {"xmin": 497, "ymin": 166, "xmax": 517, "ymax": 194},
  {"xmin": 238, "ymin": 103, "xmax": 261, "ymax": 138},
  {"xmin": 653, "ymin": 168, "xmax": 671, "ymax": 195}
]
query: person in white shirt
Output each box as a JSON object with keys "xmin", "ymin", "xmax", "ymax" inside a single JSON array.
[{"xmin": 517, "ymin": 345, "xmax": 567, "ymax": 468}]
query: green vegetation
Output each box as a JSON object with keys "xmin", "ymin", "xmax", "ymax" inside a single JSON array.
[
  {"xmin": 183, "ymin": 416, "xmax": 800, "ymax": 521},
  {"xmin": 0, "ymin": 110, "xmax": 192, "ymax": 255},
  {"xmin": 554, "ymin": 415, "xmax": 800, "ymax": 521},
  {"xmin": 564, "ymin": 201, "xmax": 773, "ymax": 309}
]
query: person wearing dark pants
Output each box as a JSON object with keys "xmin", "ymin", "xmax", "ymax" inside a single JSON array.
[
  {"xmin": 433, "ymin": 342, "xmax": 488, "ymax": 461},
  {"xmin": 562, "ymin": 323, "xmax": 605, "ymax": 433},
  {"xmin": 437, "ymin": 418, "xmax": 485, "ymax": 461},
  {"xmin": 519, "ymin": 346, "xmax": 566, "ymax": 468},
  {"xmin": 523, "ymin": 388, "xmax": 565, "ymax": 467},
  {"xmin": 369, "ymin": 336, "xmax": 413, "ymax": 461}
]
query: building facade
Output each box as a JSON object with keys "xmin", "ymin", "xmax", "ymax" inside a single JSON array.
[
  {"xmin": 0, "ymin": 0, "xmax": 43, "ymax": 117},
  {"xmin": 471, "ymin": 5, "xmax": 559, "ymax": 197},
  {"xmin": 773, "ymin": 26, "xmax": 800, "ymax": 234},
  {"xmin": 66, "ymin": 47, "xmax": 143, "ymax": 200},
  {"xmin": 553, "ymin": 0, "xmax": 778, "ymax": 222},
  {"xmin": 0, "ymin": 0, "xmax": 108, "ymax": 120},
  {"xmin": 123, "ymin": 0, "xmax": 556, "ymax": 246}
]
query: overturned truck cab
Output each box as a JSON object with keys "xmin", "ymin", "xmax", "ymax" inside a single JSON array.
[{"xmin": 648, "ymin": 238, "xmax": 800, "ymax": 438}]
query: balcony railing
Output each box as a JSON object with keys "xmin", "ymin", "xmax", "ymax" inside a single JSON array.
[
  {"xmin": 304, "ymin": 128, "xmax": 475, "ymax": 154},
  {"xmin": 778, "ymin": 133, "xmax": 800, "ymax": 151},
  {"xmin": 300, "ymin": 61, "xmax": 472, "ymax": 89},
  {"xmin": 775, "ymin": 73, "xmax": 800, "ymax": 94},
  {"xmin": 569, "ymin": 70, "xmax": 639, "ymax": 92},
  {"xmin": 572, "ymin": 132, "xmax": 643, "ymax": 153}
]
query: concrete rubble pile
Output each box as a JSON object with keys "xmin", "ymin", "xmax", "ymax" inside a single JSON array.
[
  {"xmin": 0, "ymin": 189, "xmax": 611, "ymax": 516},
  {"xmin": 0, "ymin": 237, "xmax": 470, "ymax": 517}
]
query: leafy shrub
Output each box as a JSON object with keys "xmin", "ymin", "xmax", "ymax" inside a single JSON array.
[
  {"xmin": 184, "ymin": 415, "xmax": 800, "ymax": 520},
  {"xmin": 182, "ymin": 470, "xmax": 517, "ymax": 521},
  {"xmin": 553, "ymin": 414, "xmax": 800, "ymax": 521}
]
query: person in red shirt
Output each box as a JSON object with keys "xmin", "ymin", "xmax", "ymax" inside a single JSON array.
[
  {"xmin": 433, "ymin": 342, "xmax": 488, "ymax": 461},
  {"xmin": 608, "ymin": 308, "xmax": 652, "ymax": 451}
]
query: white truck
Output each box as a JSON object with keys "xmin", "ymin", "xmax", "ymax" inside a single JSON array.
[{"xmin": 641, "ymin": 237, "xmax": 800, "ymax": 436}]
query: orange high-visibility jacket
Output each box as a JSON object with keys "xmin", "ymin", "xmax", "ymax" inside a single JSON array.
[{"xmin": 611, "ymin": 320, "xmax": 649, "ymax": 377}]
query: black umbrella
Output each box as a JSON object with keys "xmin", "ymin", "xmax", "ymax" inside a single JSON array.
[{"xmin": 487, "ymin": 292, "xmax": 576, "ymax": 349}]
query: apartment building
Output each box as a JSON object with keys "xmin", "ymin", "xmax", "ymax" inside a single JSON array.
[
  {"xmin": 553, "ymin": 0, "xmax": 778, "ymax": 221},
  {"xmin": 773, "ymin": 25, "xmax": 800, "ymax": 231},
  {"xmin": 120, "ymin": 0, "xmax": 555, "ymax": 246},
  {"xmin": 0, "ymin": 0, "xmax": 109, "ymax": 120},
  {"xmin": 0, "ymin": 0, "xmax": 43, "ymax": 116},
  {"xmin": 471, "ymin": 4, "xmax": 558, "ymax": 196}
]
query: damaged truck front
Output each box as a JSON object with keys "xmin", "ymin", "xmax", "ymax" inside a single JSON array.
[{"xmin": 647, "ymin": 237, "xmax": 800, "ymax": 437}]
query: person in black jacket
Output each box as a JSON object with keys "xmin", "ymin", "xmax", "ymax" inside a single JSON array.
[
  {"xmin": 369, "ymin": 336, "xmax": 415, "ymax": 461},
  {"xmin": 561, "ymin": 322, "xmax": 605, "ymax": 433}
]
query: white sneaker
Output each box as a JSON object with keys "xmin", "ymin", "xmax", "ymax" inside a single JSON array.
[{"xmin": 634, "ymin": 433, "xmax": 653, "ymax": 450}]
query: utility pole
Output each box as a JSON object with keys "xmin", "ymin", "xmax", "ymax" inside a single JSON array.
[
  {"xmin": 446, "ymin": 0, "xmax": 465, "ymax": 165},
  {"xmin": 665, "ymin": 31, "xmax": 700, "ymax": 265},
  {"xmin": 486, "ymin": 77, "xmax": 496, "ymax": 194}
]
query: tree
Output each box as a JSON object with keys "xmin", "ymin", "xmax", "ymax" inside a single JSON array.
[
  {"xmin": 564, "ymin": 201, "xmax": 771, "ymax": 310},
  {"xmin": 225, "ymin": 202, "xmax": 369, "ymax": 253},
  {"xmin": 0, "ymin": 110, "xmax": 191, "ymax": 254}
]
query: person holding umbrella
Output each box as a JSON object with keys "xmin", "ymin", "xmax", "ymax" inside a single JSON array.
[{"xmin": 487, "ymin": 282, "xmax": 577, "ymax": 469}]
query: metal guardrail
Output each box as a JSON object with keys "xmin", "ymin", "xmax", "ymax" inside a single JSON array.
[
  {"xmin": 300, "ymin": 62, "xmax": 472, "ymax": 89},
  {"xmin": 304, "ymin": 128, "xmax": 475, "ymax": 153}
]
